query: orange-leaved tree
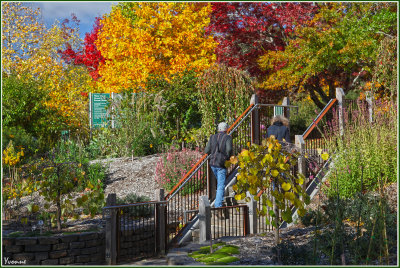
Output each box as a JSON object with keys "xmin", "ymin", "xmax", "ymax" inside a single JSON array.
[{"xmin": 95, "ymin": 2, "xmax": 217, "ymax": 93}]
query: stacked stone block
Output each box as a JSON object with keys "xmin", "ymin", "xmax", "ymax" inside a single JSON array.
[{"xmin": 2, "ymin": 232, "xmax": 105, "ymax": 265}]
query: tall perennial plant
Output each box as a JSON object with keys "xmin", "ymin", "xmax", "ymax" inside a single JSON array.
[{"xmin": 324, "ymin": 99, "xmax": 397, "ymax": 198}]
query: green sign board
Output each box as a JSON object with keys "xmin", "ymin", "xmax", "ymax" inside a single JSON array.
[
  {"xmin": 274, "ymin": 106, "xmax": 284, "ymax": 117},
  {"xmin": 90, "ymin": 93, "xmax": 110, "ymax": 128}
]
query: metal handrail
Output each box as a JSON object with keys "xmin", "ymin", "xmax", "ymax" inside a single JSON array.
[
  {"xmin": 227, "ymin": 104, "xmax": 258, "ymax": 134},
  {"xmin": 165, "ymin": 154, "xmax": 210, "ymax": 201},
  {"xmin": 165, "ymin": 103, "xmax": 256, "ymax": 200},
  {"xmin": 103, "ymin": 200, "xmax": 168, "ymax": 210},
  {"xmin": 210, "ymin": 204, "xmax": 248, "ymax": 210},
  {"xmin": 226, "ymin": 104, "xmax": 255, "ymax": 133},
  {"xmin": 302, "ymin": 98, "xmax": 337, "ymax": 139}
]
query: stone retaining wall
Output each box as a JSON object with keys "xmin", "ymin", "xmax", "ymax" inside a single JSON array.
[
  {"xmin": 118, "ymin": 230, "xmax": 155, "ymax": 262},
  {"xmin": 2, "ymin": 232, "xmax": 105, "ymax": 265}
]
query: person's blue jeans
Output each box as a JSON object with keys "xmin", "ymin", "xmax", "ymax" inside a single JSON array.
[{"xmin": 211, "ymin": 166, "xmax": 227, "ymax": 208}]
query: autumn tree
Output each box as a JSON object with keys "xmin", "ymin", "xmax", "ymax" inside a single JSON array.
[
  {"xmin": 95, "ymin": 2, "xmax": 217, "ymax": 93},
  {"xmin": 2, "ymin": 2, "xmax": 46, "ymax": 76},
  {"xmin": 206, "ymin": 2, "xmax": 318, "ymax": 102},
  {"xmin": 2, "ymin": 2, "xmax": 92, "ymax": 143},
  {"xmin": 258, "ymin": 2, "xmax": 397, "ymax": 109},
  {"xmin": 371, "ymin": 35, "xmax": 397, "ymax": 100}
]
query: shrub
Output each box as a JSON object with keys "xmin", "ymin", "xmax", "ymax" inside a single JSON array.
[
  {"xmin": 306, "ymin": 192, "xmax": 397, "ymax": 265},
  {"xmin": 2, "ymin": 126, "xmax": 40, "ymax": 161},
  {"xmin": 145, "ymin": 70, "xmax": 202, "ymax": 144},
  {"xmin": 197, "ymin": 64, "xmax": 254, "ymax": 142},
  {"xmin": 116, "ymin": 193, "xmax": 153, "ymax": 218},
  {"xmin": 155, "ymin": 148, "xmax": 203, "ymax": 195}
]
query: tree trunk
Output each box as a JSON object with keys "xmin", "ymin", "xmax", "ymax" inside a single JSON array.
[
  {"xmin": 308, "ymin": 86, "xmax": 325, "ymax": 110},
  {"xmin": 273, "ymin": 181, "xmax": 281, "ymax": 264},
  {"xmin": 57, "ymin": 196, "xmax": 61, "ymax": 231}
]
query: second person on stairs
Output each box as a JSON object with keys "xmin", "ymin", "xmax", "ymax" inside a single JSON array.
[{"xmin": 204, "ymin": 122, "xmax": 233, "ymax": 208}]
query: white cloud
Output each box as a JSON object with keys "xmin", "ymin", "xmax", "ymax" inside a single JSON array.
[{"xmin": 25, "ymin": 1, "xmax": 119, "ymax": 35}]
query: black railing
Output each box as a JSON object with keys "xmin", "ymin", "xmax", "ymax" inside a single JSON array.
[
  {"xmin": 164, "ymin": 104, "xmax": 257, "ymax": 246},
  {"xmin": 103, "ymin": 200, "xmax": 167, "ymax": 263},
  {"xmin": 165, "ymin": 155, "xmax": 209, "ymax": 245},
  {"xmin": 301, "ymin": 99, "xmax": 337, "ymax": 182},
  {"xmin": 211, "ymin": 205, "xmax": 249, "ymax": 239}
]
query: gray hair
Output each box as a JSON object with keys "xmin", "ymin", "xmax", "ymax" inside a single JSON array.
[{"xmin": 218, "ymin": 122, "xmax": 229, "ymax": 132}]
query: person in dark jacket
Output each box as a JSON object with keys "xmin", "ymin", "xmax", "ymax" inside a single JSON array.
[
  {"xmin": 204, "ymin": 122, "xmax": 233, "ymax": 208},
  {"xmin": 266, "ymin": 115, "xmax": 290, "ymax": 143}
]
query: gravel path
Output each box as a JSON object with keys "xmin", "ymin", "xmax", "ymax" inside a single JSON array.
[{"xmin": 91, "ymin": 154, "xmax": 162, "ymax": 200}]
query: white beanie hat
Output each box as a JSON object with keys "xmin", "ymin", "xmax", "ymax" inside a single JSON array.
[{"xmin": 218, "ymin": 122, "xmax": 229, "ymax": 132}]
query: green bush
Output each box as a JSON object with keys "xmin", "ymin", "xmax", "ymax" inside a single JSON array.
[
  {"xmin": 116, "ymin": 193, "xmax": 153, "ymax": 218},
  {"xmin": 300, "ymin": 209, "xmax": 326, "ymax": 227},
  {"xmin": 299, "ymin": 192, "xmax": 396, "ymax": 265},
  {"xmin": 2, "ymin": 126, "xmax": 40, "ymax": 161},
  {"xmin": 2, "ymin": 74, "xmax": 66, "ymax": 152},
  {"xmin": 86, "ymin": 163, "xmax": 107, "ymax": 191},
  {"xmin": 146, "ymin": 70, "xmax": 202, "ymax": 144}
]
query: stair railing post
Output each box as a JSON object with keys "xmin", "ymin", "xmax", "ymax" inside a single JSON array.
[
  {"xmin": 199, "ymin": 196, "xmax": 211, "ymax": 242},
  {"xmin": 155, "ymin": 189, "xmax": 166, "ymax": 256},
  {"xmin": 246, "ymin": 192, "xmax": 257, "ymax": 234},
  {"xmin": 105, "ymin": 193, "xmax": 117, "ymax": 265},
  {"xmin": 366, "ymin": 91, "xmax": 373, "ymax": 123},
  {"xmin": 336, "ymin": 88, "xmax": 345, "ymax": 137},
  {"xmin": 295, "ymin": 135, "xmax": 307, "ymax": 194},
  {"xmin": 282, "ymin": 96, "xmax": 290, "ymax": 120},
  {"xmin": 250, "ymin": 94, "xmax": 260, "ymax": 145}
]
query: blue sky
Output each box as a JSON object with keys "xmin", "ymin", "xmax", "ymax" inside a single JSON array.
[{"xmin": 24, "ymin": 1, "xmax": 119, "ymax": 39}]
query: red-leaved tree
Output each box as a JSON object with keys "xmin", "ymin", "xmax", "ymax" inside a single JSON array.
[
  {"xmin": 206, "ymin": 2, "xmax": 319, "ymax": 101},
  {"xmin": 60, "ymin": 17, "xmax": 105, "ymax": 81}
]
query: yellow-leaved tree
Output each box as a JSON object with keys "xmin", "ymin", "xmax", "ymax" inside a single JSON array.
[
  {"xmin": 95, "ymin": 2, "xmax": 217, "ymax": 93},
  {"xmin": 2, "ymin": 2, "xmax": 93, "ymax": 133}
]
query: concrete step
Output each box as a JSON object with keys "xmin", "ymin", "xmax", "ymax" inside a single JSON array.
[{"xmin": 192, "ymin": 228, "xmax": 199, "ymax": 238}]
